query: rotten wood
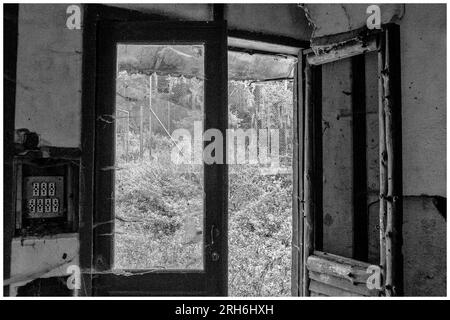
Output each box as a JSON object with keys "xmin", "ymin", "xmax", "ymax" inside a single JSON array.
[
  {"xmin": 382, "ymin": 25, "xmax": 402, "ymax": 297},
  {"xmin": 309, "ymin": 280, "xmax": 361, "ymax": 297},
  {"xmin": 311, "ymin": 26, "xmax": 381, "ymax": 48},
  {"xmin": 378, "ymin": 30, "xmax": 387, "ymax": 292},
  {"xmin": 306, "ymin": 253, "xmax": 372, "ymax": 285},
  {"xmin": 383, "ymin": 26, "xmax": 394, "ymax": 297},
  {"xmin": 313, "ymin": 250, "xmax": 373, "ymax": 269},
  {"xmin": 309, "ymin": 271, "xmax": 378, "ymax": 296},
  {"xmin": 308, "ymin": 35, "xmax": 378, "ymax": 66}
]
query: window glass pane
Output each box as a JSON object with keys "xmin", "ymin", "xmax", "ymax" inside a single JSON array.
[
  {"xmin": 227, "ymin": 50, "xmax": 295, "ymax": 296},
  {"xmin": 114, "ymin": 44, "xmax": 204, "ymax": 270}
]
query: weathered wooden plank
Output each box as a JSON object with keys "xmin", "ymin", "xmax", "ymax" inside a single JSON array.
[
  {"xmin": 308, "ymin": 37, "xmax": 377, "ymax": 66},
  {"xmin": 383, "ymin": 26, "xmax": 394, "ymax": 297},
  {"xmin": 309, "ymin": 280, "xmax": 361, "ymax": 297},
  {"xmin": 377, "ymin": 30, "xmax": 387, "ymax": 291},
  {"xmin": 314, "ymin": 251, "xmax": 372, "ymax": 268},
  {"xmin": 310, "ymin": 26, "xmax": 380, "ymax": 48},
  {"xmin": 309, "ymin": 271, "xmax": 379, "ymax": 296},
  {"xmin": 306, "ymin": 254, "xmax": 371, "ymax": 284},
  {"xmin": 382, "ymin": 25, "xmax": 403, "ymax": 297}
]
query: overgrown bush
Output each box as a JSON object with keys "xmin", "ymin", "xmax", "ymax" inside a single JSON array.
[{"xmin": 114, "ymin": 74, "xmax": 293, "ymax": 295}]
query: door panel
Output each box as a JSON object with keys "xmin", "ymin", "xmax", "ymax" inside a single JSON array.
[{"xmin": 93, "ymin": 21, "xmax": 228, "ymax": 296}]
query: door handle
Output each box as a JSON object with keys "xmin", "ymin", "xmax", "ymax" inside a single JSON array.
[
  {"xmin": 210, "ymin": 224, "xmax": 220, "ymax": 261},
  {"xmin": 210, "ymin": 224, "xmax": 220, "ymax": 245}
]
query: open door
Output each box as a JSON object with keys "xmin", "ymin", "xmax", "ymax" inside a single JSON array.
[{"xmin": 92, "ymin": 20, "xmax": 228, "ymax": 296}]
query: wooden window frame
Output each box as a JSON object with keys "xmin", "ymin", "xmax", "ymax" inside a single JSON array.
[{"xmin": 294, "ymin": 25, "xmax": 403, "ymax": 296}]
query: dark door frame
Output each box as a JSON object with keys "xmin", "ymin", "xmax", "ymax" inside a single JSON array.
[
  {"xmin": 3, "ymin": 3, "xmax": 19, "ymax": 297},
  {"xmin": 82, "ymin": 5, "xmax": 228, "ymax": 296}
]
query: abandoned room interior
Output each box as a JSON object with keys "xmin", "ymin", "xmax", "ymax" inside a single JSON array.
[{"xmin": 2, "ymin": 3, "xmax": 447, "ymax": 297}]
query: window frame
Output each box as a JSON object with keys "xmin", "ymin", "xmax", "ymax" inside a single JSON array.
[{"xmin": 296, "ymin": 25, "xmax": 403, "ymax": 296}]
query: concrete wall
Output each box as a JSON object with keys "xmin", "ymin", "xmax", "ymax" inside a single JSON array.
[
  {"xmin": 303, "ymin": 4, "xmax": 404, "ymax": 38},
  {"xmin": 108, "ymin": 3, "xmax": 213, "ymax": 21},
  {"xmin": 399, "ymin": 4, "xmax": 446, "ymax": 296},
  {"xmin": 226, "ymin": 4, "xmax": 311, "ymax": 40},
  {"xmin": 400, "ymin": 5, "xmax": 446, "ymax": 197},
  {"xmin": 9, "ymin": 234, "xmax": 79, "ymax": 296},
  {"xmin": 15, "ymin": 4, "xmax": 82, "ymax": 148}
]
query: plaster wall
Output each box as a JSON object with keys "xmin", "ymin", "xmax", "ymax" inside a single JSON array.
[{"xmin": 15, "ymin": 4, "xmax": 82, "ymax": 148}]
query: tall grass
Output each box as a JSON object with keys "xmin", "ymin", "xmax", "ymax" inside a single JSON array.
[{"xmin": 115, "ymin": 135, "xmax": 291, "ymax": 295}]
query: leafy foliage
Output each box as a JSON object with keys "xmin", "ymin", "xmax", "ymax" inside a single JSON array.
[{"xmin": 115, "ymin": 71, "xmax": 293, "ymax": 296}]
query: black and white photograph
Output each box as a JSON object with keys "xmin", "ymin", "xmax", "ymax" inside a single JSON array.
[{"xmin": 1, "ymin": 1, "xmax": 448, "ymax": 303}]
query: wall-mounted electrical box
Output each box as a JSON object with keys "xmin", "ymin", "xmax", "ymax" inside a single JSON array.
[{"xmin": 13, "ymin": 150, "xmax": 79, "ymax": 236}]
